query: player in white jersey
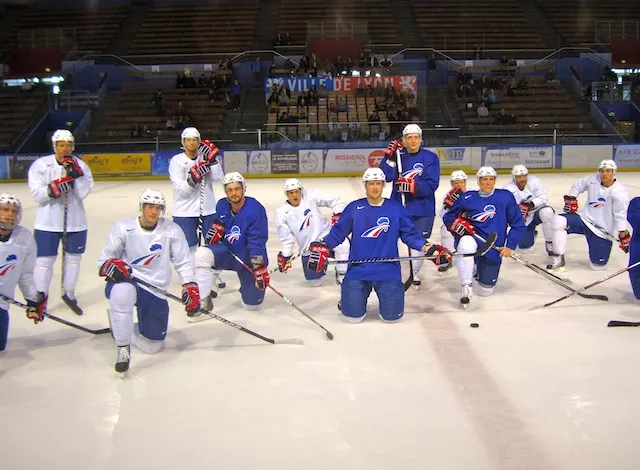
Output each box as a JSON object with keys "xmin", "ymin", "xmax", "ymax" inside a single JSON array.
[
  {"xmin": 274, "ymin": 178, "xmax": 349, "ymax": 286},
  {"xmin": 27, "ymin": 129, "xmax": 94, "ymax": 316},
  {"xmin": 438, "ymin": 170, "xmax": 469, "ymax": 275},
  {"xmin": 98, "ymin": 189, "xmax": 199, "ymax": 373},
  {"xmin": 0, "ymin": 194, "xmax": 47, "ymax": 351},
  {"xmin": 502, "ymin": 165, "xmax": 554, "ymax": 255},
  {"xmin": 547, "ymin": 160, "xmax": 630, "ymax": 272}
]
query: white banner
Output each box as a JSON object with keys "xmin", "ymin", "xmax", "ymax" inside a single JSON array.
[
  {"xmin": 428, "ymin": 147, "xmax": 471, "ymax": 168},
  {"xmin": 481, "ymin": 146, "xmax": 553, "ymax": 169},
  {"xmin": 298, "ymin": 150, "xmax": 324, "ymax": 174},
  {"xmin": 248, "ymin": 151, "xmax": 271, "ymax": 174},
  {"xmin": 222, "ymin": 151, "xmax": 247, "ymax": 174},
  {"xmin": 324, "ymin": 148, "xmax": 385, "ymax": 173}
]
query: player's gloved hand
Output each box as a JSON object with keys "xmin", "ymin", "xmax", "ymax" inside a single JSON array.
[
  {"xmin": 450, "ymin": 215, "xmax": 475, "ymax": 237},
  {"xmin": 99, "ymin": 258, "xmax": 132, "ymax": 282},
  {"xmin": 619, "ymin": 230, "xmax": 631, "ymax": 253},
  {"xmin": 48, "ymin": 176, "xmax": 75, "ymax": 199},
  {"xmin": 26, "ymin": 292, "xmax": 47, "ymax": 324},
  {"xmin": 198, "ymin": 139, "xmax": 220, "ymax": 164},
  {"xmin": 277, "ymin": 252, "xmax": 292, "ymax": 273},
  {"xmin": 444, "ymin": 187, "xmax": 463, "ymax": 208},
  {"xmin": 563, "ymin": 195, "xmax": 578, "ymax": 213},
  {"xmin": 384, "ymin": 140, "xmax": 403, "ymax": 161},
  {"xmin": 424, "ymin": 244, "xmax": 452, "ymax": 266},
  {"xmin": 253, "ymin": 265, "xmax": 270, "ymax": 291},
  {"xmin": 396, "ymin": 177, "xmax": 416, "ymax": 195},
  {"xmin": 307, "ymin": 241, "xmax": 330, "ymax": 274},
  {"xmin": 187, "ymin": 161, "xmax": 212, "ymax": 187},
  {"xmin": 205, "ymin": 219, "xmax": 225, "ymax": 244},
  {"xmin": 331, "ymin": 213, "xmax": 341, "ymax": 227},
  {"xmin": 519, "ymin": 201, "xmax": 534, "ymax": 219},
  {"xmin": 181, "ymin": 282, "xmax": 201, "ymax": 316},
  {"xmin": 61, "ymin": 156, "xmax": 83, "ymax": 179}
]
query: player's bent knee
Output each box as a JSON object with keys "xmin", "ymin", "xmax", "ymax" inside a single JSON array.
[
  {"xmin": 589, "ymin": 262, "xmax": 607, "ymax": 271},
  {"xmin": 539, "ymin": 206, "xmax": 554, "ymax": 223},
  {"xmin": 476, "ymin": 282, "xmax": 495, "ymax": 297},
  {"xmin": 132, "ymin": 326, "xmax": 162, "ymax": 354},
  {"xmin": 108, "ymin": 282, "xmax": 137, "ymax": 311},
  {"xmin": 457, "ymin": 235, "xmax": 477, "ymax": 254},
  {"xmin": 551, "ymin": 215, "xmax": 567, "ymax": 231},
  {"xmin": 308, "ymin": 278, "xmax": 324, "ymax": 287},
  {"xmin": 195, "ymin": 246, "xmax": 215, "ymax": 269},
  {"xmin": 379, "ymin": 312, "xmax": 403, "ymax": 323},
  {"xmin": 342, "ymin": 312, "xmax": 366, "ymax": 323},
  {"xmin": 241, "ymin": 301, "xmax": 260, "ymax": 311}
]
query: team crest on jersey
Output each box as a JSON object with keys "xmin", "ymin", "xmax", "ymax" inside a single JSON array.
[
  {"xmin": 132, "ymin": 243, "xmax": 162, "ymax": 266},
  {"xmin": 402, "ymin": 162, "xmax": 424, "ymax": 180},
  {"xmin": 226, "ymin": 225, "xmax": 241, "ymax": 244},
  {"xmin": 588, "ymin": 197, "xmax": 606, "ymax": 208},
  {"xmin": 0, "ymin": 254, "xmax": 17, "ymax": 276},
  {"xmin": 298, "ymin": 209, "xmax": 312, "ymax": 231},
  {"xmin": 361, "ymin": 216, "xmax": 391, "ymax": 238},
  {"xmin": 471, "ymin": 205, "xmax": 496, "ymax": 223}
]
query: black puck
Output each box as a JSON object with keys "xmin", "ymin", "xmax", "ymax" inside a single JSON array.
[{"xmin": 470, "ymin": 323, "xmax": 479, "ymax": 328}]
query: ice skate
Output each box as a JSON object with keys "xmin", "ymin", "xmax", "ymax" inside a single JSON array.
[
  {"xmin": 545, "ymin": 241, "xmax": 554, "ymax": 256},
  {"xmin": 438, "ymin": 260, "xmax": 453, "ymax": 276},
  {"xmin": 412, "ymin": 271, "xmax": 421, "ymax": 289},
  {"xmin": 62, "ymin": 292, "xmax": 83, "ymax": 316},
  {"xmin": 460, "ymin": 284, "xmax": 472, "ymax": 309},
  {"xmin": 546, "ymin": 254, "xmax": 566, "ymax": 273},
  {"xmin": 115, "ymin": 345, "xmax": 130, "ymax": 373}
]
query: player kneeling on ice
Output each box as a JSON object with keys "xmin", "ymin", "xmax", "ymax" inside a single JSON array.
[
  {"xmin": 547, "ymin": 160, "xmax": 630, "ymax": 273},
  {"xmin": 274, "ymin": 178, "xmax": 349, "ymax": 286},
  {"xmin": 627, "ymin": 197, "xmax": 640, "ymax": 299},
  {"xmin": 502, "ymin": 164, "xmax": 554, "ymax": 256},
  {"xmin": 442, "ymin": 166, "xmax": 525, "ymax": 308},
  {"xmin": 308, "ymin": 168, "xmax": 451, "ymax": 323},
  {"xmin": 195, "ymin": 172, "xmax": 270, "ymax": 312},
  {"xmin": 0, "ymin": 194, "xmax": 48, "ymax": 351},
  {"xmin": 438, "ymin": 170, "xmax": 471, "ymax": 275},
  {"xmin": 98, "ymin": 189, "xmax": 199, "ymax": 373}
]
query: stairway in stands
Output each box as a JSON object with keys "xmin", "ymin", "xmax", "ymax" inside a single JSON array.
[
  {"xmin": 251, "ymin": 0, "xmax": 281, "ymax": 50},
  {"xmin": 108, "ymin": 0, "xmax": 153, "ymax": 56},
  {"xmin": 389, "ymin": 0, "xmax": 424, "ymax": 52}
]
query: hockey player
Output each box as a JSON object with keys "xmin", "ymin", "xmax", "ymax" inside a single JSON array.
[
  {"xmin": 0, "ymin": 194, "xmax": 48, "ymax": 351},
  {"xmin": 438, "ymin": 170, "xmax": 469, "ymax": 274},
  {"xmin": 442, "ymin": 166, "xmax": 525, "ymax": 307},
  {"xmin": 308, "ymin": 168, "xmax": 451, "ymax": 323},
  {"xmin": 98, "ymin": 189, "xmax": 199, "ymax": 373},
  {"xmin": 379, "ymin": 123, "xmax": 440, "ymax": 287},
  {"xmin": 547, "ymin": 160, "xmax": 629, "ymax": 272},
  {"xmin": 274, "ymin": 178, "xmax": 349, "ymax": 286},
  {"xmin": 627, "ymin": 197, "xmax": 640, "ymax": 299},
  {"xmin": 195, "ymin": 172, "xmax": 270, "ymax": 312},
  {"xmin": 502, "ymin": 165, "xmax": 554, "ymax": 255},
  {"xmin": 27, "ymin": 129, "xmax": 94, "ymax": 315}
]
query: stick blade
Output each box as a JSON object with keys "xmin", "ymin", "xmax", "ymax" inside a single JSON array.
[
  {"xmin": 275, "ymin": 338, "xmax": 305, "ymax": 345},
  {"xmin": 476, "ymin": 232, "xmax": 497, "ymax": 256},
  {"xmin": 607, "ymin": 320, "xmax": 640, "ymax": 327}
]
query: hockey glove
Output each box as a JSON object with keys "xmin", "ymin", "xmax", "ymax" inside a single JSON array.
[
  {"xmin": 443, "ymin": 187, "xmax": 463, "ymax": 208},
  {"xmin": 331, "ymin": 213, "xmax": 341, "ymax": 227},
  {"xmin": 425, "ymin": 244, "xmax": 452, "ymax": 266},
  {"xmin": 26, "ymin": 292, "xmax": 47, "ymax": 324},
  {"xmin": 61, "ymin": 156, "xmax": 84, "ymax": 179},
  {"xmin": 563, "ymin": 195, "xmax": 578, "ymax": 214},
  {"xmin": 99, "ymin": 258, "xmax": 132, "ymax": 283},
  {"xmin": 384, "ymin": 140, "xmax": 403, "ymax": 161},
  {"xmin": 307, "ymin": 241, "xmax": 330, "ymax": 274},
  {"xmin": 187, "ymin": 161, "xmax": 212, "ymax": 187},
  {"xmin": 48, "ymin": 176, "xmax": 75, "ymax": 199},
  {"xmin": 396, "ymin": 177, "xmax": 416, "ymax": 195},
  {"xmin": 277, "ymin": 252, "xmax": 292, "ymax": 273},
  {"xmin": 181, "ymin": 282, "xmax": 201, "ymax": 316},
  {"xmin": 253, "ymin": 265, "xmax": 270, "ymax": 291},
  {"xmin": 205, "ymin": 219, "xmax": 225, "ymax": 245},
  {"xmin": 519, "ymin": 201, "xmax": 534, "ymax": 219},
  {"xmin": 450, "ymin": 215, "xmax": 475, "ymax": 237},
  {"xmin": 619, "ymin": 231, "xmax": 631, "ymax": 253},
  {"xmin": 198, "ymin": 139, "xmax": 220, "ymax": 164}
]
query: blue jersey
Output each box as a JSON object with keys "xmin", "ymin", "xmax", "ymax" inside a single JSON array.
[
  {"xmin": 323, "ymin": 198, "xmax": 426, "ymax": 281},
  {"xmin": 442, "ymin": 189, "xmax": 525, "ymax": 263},
  {"xmin": 627, "ymin": 197, "xmax": 640, "ymax": 270},
  {"xmin": 379, "ymin": 147, "xmax": 440, "ymax": 217},
  {"xmin": 215, "ymin": 196, "xmax": 269, "ymax": 267}
]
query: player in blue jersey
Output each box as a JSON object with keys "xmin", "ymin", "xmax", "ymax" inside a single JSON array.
[
  {"xmin": 307, "ymin": 168, "xmax": 451, "ymax": 323},
  {"xmin": 442, "ymin": 166, "xmax": 525, "ymax": 308},
  {"xmin": 194, "ymin": 172, "xmax": 270, "ymax": 312},
  {"xmin": 627, "ymin": 197, "xmax": 640, "ymax": 299},
  {"xmin": 379, "ymin": 124, "xmax": 440, "ymax": 288}
]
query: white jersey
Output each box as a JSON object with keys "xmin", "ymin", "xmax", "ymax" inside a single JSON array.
[
  {"xmin": 169, "ymin": 152, "xmax": 224, "ymax": 217},
  {"xmin": 568, "ymin": 173, "xmax": 629, "ymax": 239},
  {"xmin": 28, "ymin": 155, "xmax": 94, "ymax": 232},
  {"xmin": 274, "ymin": 188, "xmax": 346, "ymax": 257},
  {"xmin": 503, "ymin": 175, "xmax": 548, "ymax": 226},
  {"xmin": 97, "ymin": 217, "xmax": 195, "ymax": 295},
  {"xmin": 0, "ymin": 225, "xmax": 39, "ymax": 311}
]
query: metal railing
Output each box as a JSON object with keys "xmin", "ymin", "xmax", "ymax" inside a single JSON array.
[
  {"xmin": 595, "ymin": 20, "xmax": 640, "ymax": 41},
  {"xmin": 307, "ymin": 21, "xmax": 368, "ymax": 40}
]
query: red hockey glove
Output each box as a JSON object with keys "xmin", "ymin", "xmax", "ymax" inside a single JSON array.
[
  {"xmin": 444, "ymin": 187, "xmax": 463, "ymax": 208},
  {"xmin": 187, "ymin": 161, "xmax": 212, "ymax": 187},
  {"xmin": 198, "ymin": 139, "xmax": 220, "ymax": 164},
  {"xmin": 26, "ymin": 292, "xmax": 47, "ymax": 324},
  {"xmin": 395, "ymin": 177, "xmax": 416, "ymax": 195},
  {"xmin": 307, "ymin": 241, "xmax": 330, "ymax": 274},
  {"xmin": 563, "ymin": 195, "xmax": 578, "ymax": 214},
  {"xmin": 205, "ymin": 219, "xmax": 225, "ymax": 245},
  {"xmin": 619, "ymin": 231, "xmax": 631, "ymax": 253},
  {"xmin": 61, "ymin": 156, "xmax": 84, "ymax": 179},
  {"xmin": 450, "ymin": 215, "xmax": 475, "ymax": 237},
  {"xmin": 253, "ymin": 265, "xmax": 270, "ymax": 291},
  {"xmin": 425, "ymin": 244, "xmax": 452, "ymax": 266},
  {"xmin": 99, "ymin": 258, "xmax": 132, "ymax": 283},
  {"xmin": 519, "ymin": 201, "xmax": 534, "ymax": 219},
  {"xmin": 384, "ymin": 140, "xmax": 403, "ymax": 160},
  {"xmin": 331, "ymin": 213, "xmax": 341, "ymax": 227},
  {"xmin": 277, "ymin": 252, "xmax": 292, "ymax": 273},
  {"xmin": 182, "ymin": 282, "xmax": 201, "ymax": 316},
  {"xmin": 48, "ymin": 176, "xmax": 75, "ymax": 199}
]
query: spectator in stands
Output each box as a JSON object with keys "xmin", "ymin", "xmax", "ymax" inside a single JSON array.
[
  {"xmin": 427, "ymin": 53, "xmax": 437, "ymax": 83},
  {"xmin": 269, "ymin": 62, "xmax": 277, "ymax": 78},
  {"xmin": 368, "ymin": 110, "xmax": 380, "ymax": 123},
  {"xmin": 141, "ymin": 125, "xmax": 151, "ymax": 138},
  {"xmin": 508, "ymin": 112, "xmax": 517, "ymax": 124},
  {"xmin": 381, "ymin": 54, "xmax": 393, "ymax": 68},
  {"xmin": 166, "ymin": 115, "xmax": 176, "ymax": 130},
  {"xmin": 496, "ymin": 108, "xmax": 509, "ymax": 125},
  {"xmin": 251, "ymin": 57, "xmax": 261, "ymax": 87},
  {"xmin": 348, "ymin": 117, "xmax": 361, "ymax": 139},
  {"xmin": 273, "ymin": 32, "xmax": 284, "ymax": 48},
  {"xmin": 310, "ymin": 53, "xmax": 319, "ymax": 70},
  {"xmin": 358, "ymin": 52, "xmax": 367, "ymax": 71},
  {"xmin": 308, "ymin": 85, "xmax": 319, "ymax": 105},
  {"xmin": 464, "ymin": 83, "xmax": 474, "ymax": 98},
  {"xmin": 279, "ymin": 83, "xmax": 291, "ymax": 105},
  {"xmin": 152, "ymin": 90, "xmax": 165, "ymax": 117},
  {"xmin": 198, "ymin": 73, "xmax": 207, "ymax": 89},
  {"xmin": 284, "ymin": 32, "xmax": 293, "ymax": 45},
  {"xmin": 506, "ymin": 77, "xmax": 517, "ymax": 97},
  {"xmin": 176, "ymin": 72, "xmax": 185, "ymax": 89},
  {"xmin": 231, "ymin": 79, "xmax": 241, "ymax": 111},
  {"xmin": 368, "ymin": 54, "xmax": 379, "ymax": 68},
  {"xmin": 546, "ymin": 69, "xmax": 558, "ymax": 83},
  {"xmin": 208, "ymin": 88, "xmax": 216, "ymax": 103},
  {"xmin": 298, "ymin": 106, "xmax": 307, "ymax": 120},
  {"xmin": 473, "ymin": 45, "xmax": 483, "ymax": 60},
  {"xmin": 328, "ymin": 116, "xmax": 341, "ymax": 139},
  {"xmin": 477, "ymin": 102, "xmax": 490, "ymax": 118},
  {"xmin": 517, "ymin": 76, "xmax": 528, "ymax": 90},
  {"xmin": 346, "ymin": 57, "xmax": 355, "ymax": 75},
  {"xmin": 175, "ymin": 100, "xmax": 187, "ymax": 116},
  {"xmin": 487, "ymin": 88, "xmax": 499, "ymax": 107},
  {"xmin": 184, "ymin": 70, "xmax": 196, "ymax": 88},
  {"xmin": 477, "ymin": 74, "xmax": 489, "ymax": 90},
  {"xmin": 297, "ymin": 93, "xmax": 307, "ymax": 107},
  {"xmin": 277, "ymin": 111, "xmax": 290, "ymax": 123},
  {"xmin": 336, "ymin": 96, "xmax": 347, "ymax": 113},
  {"xmin": 334, "ymin": 55, "xmax": 345, "ymax": 75},
  {"xmin": 130, "ymin": 123, "xmax": 140, "ymax": 138},
  {"xmin": 318, "ymin": 83, "xmax": 328, "ymax": 98},
  {"xmin": 329, "ymin": 102, "xmax": 337, "ymax": 114}
]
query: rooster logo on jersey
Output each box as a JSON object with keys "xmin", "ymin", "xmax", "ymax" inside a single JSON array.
[
  {"xmin": 588, "ymin": 197, "xmax": 606, "ymax": 208},
  {"xmin": 226, "ymin": 225, "xmax": 241, "ymax": 244},
  {"xmin": 298, "ymin": 209, "xmax": 312, "ymax": 232},
  {"xmin": 132, "ymin": 243, "xmax": 162, "ymax": 266},
  {"xmin": 361, "ymin": 216, "xmax": 391, "ymax": 238},
  {"xmin": 402, "ymin": 162, "xmax": 424, "ymax": 180},
  {"xmin": 470, "ymin": 205, "xmax": 496, "ymax": 223},
  {"xmin": 0, "ymin": 254, "xmax": 17, "ymax": 276}
]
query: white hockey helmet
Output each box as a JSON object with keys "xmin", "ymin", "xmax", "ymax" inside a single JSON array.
[
  {"xmin": 450, "ymin": 170, "xmax": 467, "ymax": 182},
  {"xmin": 283, "ymin": 178, "xmax": 303, "ymax": 195},
  {"xmin": 51, "ymin": 129, "xmax": 75, "ymax": 152},
  {"xmin": 0, "ymin": 193, "xmax": 22, "ymax": 230},
  {"xmin": 511, "ymin": 164, "xmax": 528, "ymax": 177},
  {"xmin": 362, "ymin": 167, "xmax": 386, "ymax": 187},
  {"xmin": 223, "ymin": 171, "xmax": 246, "ymax": 189},
  {"xmin": 181, "ymin": 127, "xmax": 201, "ymax": 148},
  {"xmin": 139, "ymin": 188, "xmax": 166, "ymax": 214},
  {"xmin": 476, "ymin": 166, "xmax": 497, "ymax": 179},
  {"xmin": 598, "ymin": 159, "xmax": 617, "ymax": 172},
  {"xmin": 402, "ymin": 123, "xmax": 422, "ymax": 138}
]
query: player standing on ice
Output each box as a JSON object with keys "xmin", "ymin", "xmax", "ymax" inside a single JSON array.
[
  {"xmin": 307, "ymin": 168, "xmax": 451, "ymax": 323},
  {"xmin": 195, "ymin": 172, "xmax": 270, "ymax": 312},
  {"xmin": 438, "ymin": 170, "xmax": 469, "ymax": 275},
  {"xmin": 502, "ymin": 164, "xmax": 555, "ymax": 255},
  {"xmin": 169, "ymin": 126, "xmax": 226, "ymax": 297},
  {"xmin": 379, "ymin": 124, "xmax": 440, "ymax": 288},
  {"xmin": 443, "ymin": 166, "xmax": 525, "ymax": 307},
  {"xmin": 28, "ymin": 129, "xmax": 94, "ymax": 315},
  {"xmin": 547, "ymin": 159, "xmax": 630, "ymax": 272},
  {"xmin": 98, "ymin": 189, "xmax": 199, "ymax": 373},
  {"xmin": 274, "ymin": 178, "xmax": 349, "ymax": 286},
  {"xmin": 626, "ymin": 197, "xmax": 640, "ymax": 299},
  {"xmin": 0, "ymin": 194, "xmax": 48, "ymax": 351}
]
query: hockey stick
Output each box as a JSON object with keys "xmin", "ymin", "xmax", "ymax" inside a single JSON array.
[
  {"xmin": 131, "ymin": 277, "xmax": 303, "ymax": 345},
  {"xmin": 543, "ymin": 259, "xmax": 640, "ymax": 308},
  {"xmin": 197, "ymin": 172, "xmax": 206, "ymax": 246},
  {"xmin": 61, "ymin": 192, "xmax": 67, "ymax": 297},
  {"xmin": 474, "ymin": 234, "xmax": 608, "ymax": 301},
  {"xmin": 0, "ymin": 294, "xmax": 111, "ymax": 335},
  {"xmin": 577, "ymin": 211, "xmax": 620, "ymax": 243},
  {"xmin": 221, "ymin": 243, "xmax": 334, "ymax": 340},
  {"xmin": 394, "ymin": 147, "xmax": 414, "ymax": 291},
  {"xmin": 607, "ymin": 320, "xmax": 640, "ymax": 327}
]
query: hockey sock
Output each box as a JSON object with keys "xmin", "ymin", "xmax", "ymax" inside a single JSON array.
[
  {"xmin": 108, "ymin": 283, "xmax": 136, "ymax": 346},
  {"xmin": 63, "ymin": 253, "xmax": 82, "ymax": 297},
  {"xmin": 34, "ymin": 256, "xmax": 56, "ymax": 294},
  {"xmin": 455, "ymin": 235, "xmax": 477, "ymax": 285},
  {"xmin": 410, "ymin": 247, "xmax": 424, "ymax": 274},
  {"xmin": 440, "ymin": 225, "xmax": 455, "ymax": 253}
]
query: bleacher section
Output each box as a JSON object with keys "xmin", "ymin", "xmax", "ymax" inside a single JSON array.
[{"xmin": 0, "ymin": 88, "xmax": 47, "ymax": 149}]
